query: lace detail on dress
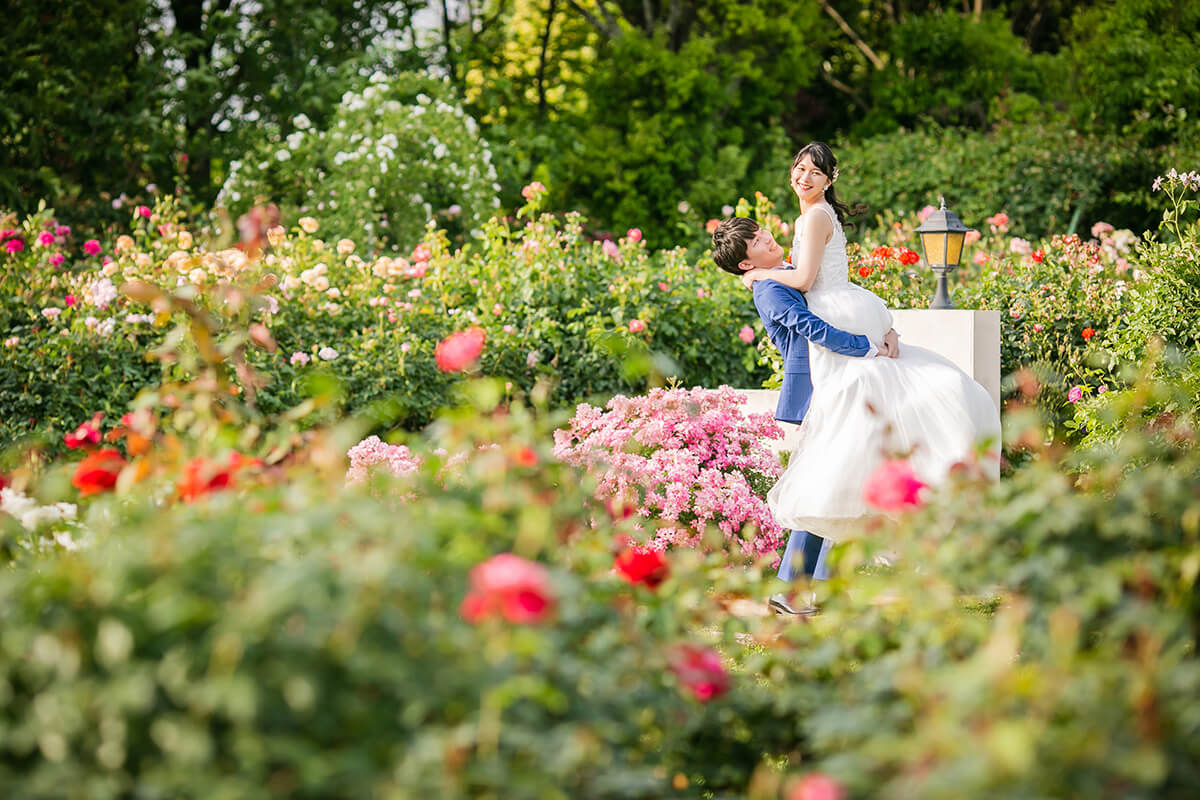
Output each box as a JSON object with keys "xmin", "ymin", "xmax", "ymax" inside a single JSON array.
[{"xmin": 791, "ymin": 202, "xmax": 849, "ymax": 294}]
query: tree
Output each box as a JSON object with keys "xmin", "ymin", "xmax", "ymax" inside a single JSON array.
[
  {"xmin": 0, "ymin": 0, "xmax": 160, "ymax": 220},
  {"xmin": 153, "ymin": 0, "xmax": 431, "ymax": 202}
]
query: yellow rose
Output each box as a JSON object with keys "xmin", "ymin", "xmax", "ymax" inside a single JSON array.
[
  {"xmin": 267, "ymin": 225, "xmax": 287, "ymax": 247},
  {"xmin": 298, "ymin": 217, "xmax": 319, "ymax": 234},
  {"xmin": 177, "ymin": 231, "xmax": 194, "ymax": 250}
]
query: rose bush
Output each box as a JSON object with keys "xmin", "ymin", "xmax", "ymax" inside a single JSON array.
[
  {"xmin": 0, "ymin": 193, "xmax": 768, "ymax": 455},
  {"xmin": 553, "ymin": 385, "xmax": 786, "ymax": 561},
  {"xmin": 2, "ymin": 246, "xmax": 1200, "ymax": 798}
]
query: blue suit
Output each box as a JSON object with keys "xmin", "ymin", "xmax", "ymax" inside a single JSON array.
[{"xmin": 752, "ymin": 279, "xmax": 873, "ymax": 580}]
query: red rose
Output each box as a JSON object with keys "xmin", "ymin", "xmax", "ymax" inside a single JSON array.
[
  {"xmin": 435, "ymin": 327, "xmax": 486, "ymax": 372},
  {"xmin": 1081, "ymin": 327, "xmax": 1095, "ymax": 340},
  {"xmin": 1031, "ymin": 249, "xmax": 1045, "ymax": 263},
  {"xmin": 177, "ymin": 457, "xmax": 235, "ymax": 502},
  {"xmin": 705, "ymin": 219, "xmax": 720, "ymax": 234},
  {"xmin": 71, "ymin": 449, "xmax": 127, "ymax": 496},
  {"xmin": 177, "ymin": 452, "xmax": 261, "ymax": 502},
  {"xmin": 669, "ymin": 643, "xmax": 730, "ymax": 702},
  {"xmin": 871, "ymin": 245, "xmax": 894, "ymax": 260},
  {"xmin": 898, "ymin": 248, "xmax": 920, "ymax": 265},
  {"xmin": 64, "ymin": 421, "xmax": 102, "ymax": 449},
  {"xmin": 460, "ymin": 554, "xmax": 554, "ymax": 624},
  {"xmin": 512, "ymin": 446, "xmax": 539, "ymax": 468},
  {"xmin": 614, "ymin": 546, "xmax": 669, "ymax": 589},
  {"xmin": 863, "ymin": 459, "xmax": 927, "ymax": 512},
  {"xmin": 857, "ymin": 266, "xmax": 872, "ymax": 278}
]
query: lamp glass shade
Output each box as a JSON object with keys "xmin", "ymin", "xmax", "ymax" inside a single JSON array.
[
  {"xmin": 921, "ymin": 231, "xmax": 946, "ymax": 266},
  {"xmin": 945, "ymin": 230, "xmax": 965, "ymax": 267}
]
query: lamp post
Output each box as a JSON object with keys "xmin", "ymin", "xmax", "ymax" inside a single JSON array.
[{"xmin": 915, "ymin": 196, "xmax": 968, "ymax": 309}]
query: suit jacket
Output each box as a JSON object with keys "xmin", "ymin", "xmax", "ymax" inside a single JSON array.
[{"xmin": 752, "ymin": 279, "xmax": 872, "ymax": 424}]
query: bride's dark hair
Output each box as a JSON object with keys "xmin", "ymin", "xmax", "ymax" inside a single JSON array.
[{"xmin": 791, "ymin": 142, "xmax": 850, "ymax": 224}]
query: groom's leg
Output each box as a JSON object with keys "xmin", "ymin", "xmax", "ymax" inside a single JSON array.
[{"xmin": 777, "ymin": 530, "xmax": 829, "ymax": 581}]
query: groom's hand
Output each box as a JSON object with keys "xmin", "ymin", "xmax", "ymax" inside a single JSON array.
[{"xmin": 882, "ymin": 328, "xmax": 900, "ymax": 358}]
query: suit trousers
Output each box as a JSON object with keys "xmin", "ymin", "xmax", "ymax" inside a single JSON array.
[{"xmin": 776, "ymin": 529, "xmax": 832, "ymax": 581}]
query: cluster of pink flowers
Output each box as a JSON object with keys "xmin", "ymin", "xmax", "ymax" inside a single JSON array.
[
  {"xmin": 553, "ymin": 386, "xmax": 786, "ymax": 559},
  {"xmin": 986, "ymin": 212, "xmax": 1010, "ymax": 233},
  {"xmin": 1153, "ymin": 168, "xmax": 1200, "ymax": 192},
  {"xmin": 345, "ymin": 435, "xmax": 422, "ymax": 484}
]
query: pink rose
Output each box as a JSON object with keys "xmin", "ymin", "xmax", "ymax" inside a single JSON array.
[
  {"xmin": 917, "ymin": 205, "xmax": 936, "ymax": 222},
  {"xmin": 628, "ymin": 319, "xmax": 646, "ymax": 334},
  {"xmin": 601, "ymin": 239, "xmax": 620, "ymax": 259},
  {"xmin": 49, "ymin": 253, "xmax": 65, "ymax": 266},
  {"xmin": 863, "ymin": 459, "xmax": 927, "ymax": 511},
  {"xmin": 1068, "ymin": 385, "xmax": 1083, "ymax": 403},
  {"xmin": 973, "ymin": 252, "xmax": 989, "ymax": 266},
  {"xmin": 787, "ymin": 773, "xmax": 845, "ymax": 800},
  {"xmin": 964, "ymin": 230, "xmax": 981, "ymax": 244},
  {"xmin": 738, "ymin": 325, "xmax": 756, "ymax": 343},
  {"xmin": 460, "ymin": 553, "xmax": 554, "ymax": 624},
  {"xmin": 626, "ymin": 228, "xmax": 642, "ymax": 242},
  {"xmin": 1098, "ymin": 385, "xmax": 1108, "ymax": 394},
  {"xmin": 435, "ymin": 327, "xmax": 486, "ymax": 372},
  {"xmin": 136, "ymin": 205, "xmax": 152, "ymax": 219},
  {"xmin": 1091, "ymin": 221, "xmax": 1114, "ymax": 239},
  {"xmin": 4, "ymin": 239, "xmax": 23, "ymax": 253},
  {"xmin": 83, "ymin": 239, "xmax": 102, "ymax": 256},
  {"xmin": 65, "ymin": 295, "xmax": 76, "ymax": 306},
  {"xmin": 289, "ymin": 351, "xmax": 310, "ymax": 366},
  {"xmin": 55, "ymin": 225, "xmax": 71, "ymax": 237},
  {"xmin": 520, "ymin": 181, "xmax": 547, "ymax": 201},
  {"xmin": 36, "ymin": 231, "xmax": 54, "ymax": 246},
  {"xmin": 668, "ymin": 643, "xmax": 730, "ymax": 702}
]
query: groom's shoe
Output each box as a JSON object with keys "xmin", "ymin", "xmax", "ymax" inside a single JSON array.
[{"xmin": 768, "ymin": 592, "xmax": 818, "ymax": 616}]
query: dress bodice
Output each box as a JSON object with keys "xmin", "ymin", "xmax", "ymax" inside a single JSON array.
[{"xmin": 791, "ymin": 202, "xmax": 848, "ymax": 293}]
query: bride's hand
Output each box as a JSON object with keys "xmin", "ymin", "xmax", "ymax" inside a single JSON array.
[{"xmin": 740, "ymin": 270, "xmax": 761, "ymax": 289}]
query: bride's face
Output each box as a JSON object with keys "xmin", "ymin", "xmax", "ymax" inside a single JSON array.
[
  {"xmin": 791, "ymin": 156, "xmax": 829, "ymax": 205},
  {"xmin": 740, "ymin": 227, "xmax": 784, "ymax": 270}
]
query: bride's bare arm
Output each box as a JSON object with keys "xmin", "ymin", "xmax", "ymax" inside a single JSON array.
[{"xmin": 741, "ymin": 212, "xmax": 831, "ymax": 292}]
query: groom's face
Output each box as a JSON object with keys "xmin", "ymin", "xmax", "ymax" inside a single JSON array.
[{"xmin": 739, "ymin": 227, "xmax": 784, "ymax": 271}]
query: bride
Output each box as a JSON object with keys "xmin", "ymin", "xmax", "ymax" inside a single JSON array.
[{"xmin": 740, "ymin": 142, "xmax": 1000, "ymax": 542}]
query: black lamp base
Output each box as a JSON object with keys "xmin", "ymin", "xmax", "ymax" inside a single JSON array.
[{"xmin": 929, "ymin": 271, "xmax": 956, "ymax": 310}]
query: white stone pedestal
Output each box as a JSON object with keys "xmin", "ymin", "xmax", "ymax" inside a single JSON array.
[
  {"xmin": 889, "ymin": 309, "xmax": 1002, "ymax": 413},
  {"xmin": 736, "ymin": 309, "xmax": 1002, "ymax": 458}
]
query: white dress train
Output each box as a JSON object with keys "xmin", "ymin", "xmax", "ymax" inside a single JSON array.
[{"xmin": 766, "ymin": 202, "xmax": 1001, "ymax": 542}]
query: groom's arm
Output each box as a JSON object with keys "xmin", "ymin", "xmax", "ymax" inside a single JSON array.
[{"xmin": 754, "ymin": 283, "xmax": 874, "ymax": 357}]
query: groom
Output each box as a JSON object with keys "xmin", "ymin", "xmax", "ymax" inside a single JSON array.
[{"xmin": 711, "ymin": 217, "xmax": 898, "ymax": 614}]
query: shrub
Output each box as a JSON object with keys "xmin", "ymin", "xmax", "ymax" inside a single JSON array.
[
  {"xmin": 0, "ymin": 194, "xmax": 769, "ymax": 453},
  {"xmin": 217, "ymin": 71, "xmax": 500, "ymax": 253},
  {"xmin": 553, "ymin": 385, "xmax": 786, "ymax": 560},
  {"xmin": 838, "ymin": 117, "xmax": 1129, "ymax": 240}
]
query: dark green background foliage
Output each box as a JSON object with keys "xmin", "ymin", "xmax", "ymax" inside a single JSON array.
[{"xmin": 4, "ymin": 1, "xmax": 1197, "ymax": 244}]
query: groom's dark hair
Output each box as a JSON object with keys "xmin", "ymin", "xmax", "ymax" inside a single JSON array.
[{"xmin": 711, "ymin": 217, "xmax": 759, "ymax": 274}]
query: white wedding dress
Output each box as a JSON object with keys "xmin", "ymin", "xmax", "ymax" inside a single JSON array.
[{"xmin": 766, "ymin": 202, "xmax": 1001, "ymax": 542}]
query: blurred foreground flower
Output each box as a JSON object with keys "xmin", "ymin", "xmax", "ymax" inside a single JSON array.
[
  {"xmin": 786, "ymin": 773, "xmax": 846, "ymax": 800},
  {"xmin": 460, "ymin": 554, "xmax": 555, "ymax": 624},
  {"xmin": 614, "ymin": 546, "xmax": 669, "ymax": 589},
  {"xmin": 668, "ymin": 643, "xmax": 729, "ymax": 702},
  {"xmin": 435, "ymin": 327, "xmax": 486, "ymax": 372},
  {"xmin": 71, "ymin": 449, "xmax": 127, "ymax": 497},
  {"xmin": 863, "ymin": 459, "xmax": 927, "ymax": 511}
]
